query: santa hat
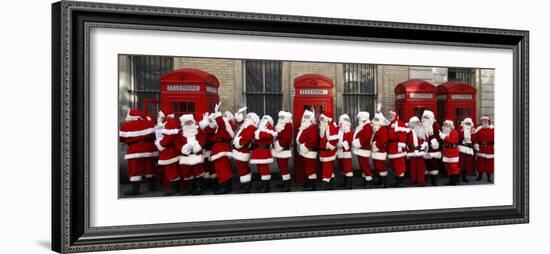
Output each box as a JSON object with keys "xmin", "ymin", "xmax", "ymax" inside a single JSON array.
[
  {"xmin": 443, "ymin": 119, "xmax": 455, "ymax": 129},
  {"xmin": 161, "ymin": 118, "xmax": 180, "ymax": 135},
  {"xmin": 262, "ymin": 115, "xmax": 274, "ymax": 126},
  {"xmin": 246, "ymin": 112, "xmax": 260, "ymax": 126},
  {"xmin": 278, "ymin": 111, "xmax": 292, "ymax": 121},
  {"xmin": 461, "ymin": 117, "xmax": 473, "ymax": 126},
  {"xmin": 480, "ymin": 115, "xmax": 492, "ymax": 123},
  {"xmin": 339, "ymin": 114, "xmax": 351, "ymax": 124},
  {"xmin": 126, "ymin": 109, "xmax": 143, "ymax": 121},
  {"xmin": 372, "ymin": 103, "xmax": 386, "ymax": 125},
  {"xmin": 320, "ymin": 111, "xmax": 334, "ymax": 122},
  {"xmin": 158, "ymin": 108, "xmax": 174, "ymax": 119},
  {"xmin": 357, "ymin": 111, "xmax": 370, "ymax": 122},
  {"xmin": 408, "ymin": 116, "xmax": 420, "ymax": 126},
  {"xmin": 422, "ymin": 110, "xmax": 435, "ymax": 120},
  {"xmin": 179, "ymin": 114, "xmax": 195, "ymax": 125}
]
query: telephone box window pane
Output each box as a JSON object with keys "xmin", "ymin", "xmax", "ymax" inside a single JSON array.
[
  {"xmin": 455, "ymin": 108, "xmax": 471, "ymax": 125},
  {"xmin": 188, "ymin": 102, "xmax": 195, "ymax": 114},
  {"xmin": 179, "ymin": 102, "xmax": 187, "ymax": 115},
  {"xmin": 171, "ymin": 102, "xmax": 179, "ymax": 114}
]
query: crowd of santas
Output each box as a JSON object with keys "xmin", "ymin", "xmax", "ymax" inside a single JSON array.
[{"xmin": 119, "ymin": 102, "xmax": 495, "ymax": 196}]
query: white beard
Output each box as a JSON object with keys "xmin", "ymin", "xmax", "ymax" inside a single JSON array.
[
  {"xmin": 372, "ymin": 122, "xmax": 382, "ymax": 132},
  {"xmin": 183, "ymin": 125, "xmax": 198, "ymax": 137},
  {"xmin": 258, "ymin": 119, "xmax": 268, "ymax": 130},
  {"xmin": 422, "ymin": 119, "xmax": 434, "ymax": 136},
  {"xmin": 340, "ymin": 122, "xmax": 351, "ymax": 133},
  {"xmin": 319, "ymin": 121, "xmax": 329, "ymax": 137},
  {"xmin": 275, "ymin": 120, "xmax": 287, "ymax": 133},
  {"xmin": 413, "ymin": 126, "xmax": 426, "ymax": 140},
  {"xmin": 463, "ymin": 126, "xmax": 472, "ymax": 142},
  {"xmin": 442, "ymin": 126, "xmax": 451, "ymax": 135},
  {"xmin": 300, "ymin": 119, "xmax": 312, "ymax": 130}
]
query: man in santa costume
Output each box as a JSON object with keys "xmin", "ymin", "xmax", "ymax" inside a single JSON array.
[
  {"xmin": 440, "ymin": 120, "xmax": 461, "ymax": 186},
  {"xmin": 272, "ymin": 110, "xmax": 293, "ymax": 192},
  {"xmin": 336, "ymin": 114, "xmax": 354, "ymax": 189},
  {"xmin": 474, "ymin": 115, "xmax": 495, "ymax": 183},
  {"xmin": 251, "ymin": 115, "xmax": 277, "ymax": 192},
  {"xmin": 371, "ymin": 106, "xmax": 390, "ymax": 188},
  {"xmin": 457, "ymin": 118, "xmax": 476, "ymax": 183},
  {"xmin": 198, "ymin": 112, "xmax": 217, "ymax": 191},
  {"xmin": 386, "ymin": 110, "xmax": 409, "ymax": 187},
  {"xmin": 422, "ymin": 110, "xmax": 442, "ymax": 186},
  {"xmin": 352, "ymin": 111, "xmax": 374, "ymax": 188},
  {"xmin": 296, "ymin": 109, "xmax": 319, "ymax": 191},
  {"xmin": 177, "ymin": 114, "xmax": 207, "ymax": 195},
  {"xmin": 154, "ymin": 108, "xmax": 182, "ymax": 196},
  {"xmin": 234, "ymin": 107, "xmax": 247, "ymax": 126},
  {"xmin": 209, "ymin": 102, "xmax": 236, "ymax": 194},
  {"xmin": 317, "ymin": 111, "xmax": 339, "ymax": 190},
  {"xmin": 406, "ymin": 116, "xmax": 428, "ymax": 186},
  {"xmin": 141, "ymin": 111, "xmax": 160, "ymax": 191},
  {"xmin": 232, "ymin": 112, "xmax": 259, "ymax": 193},
  {"xmin": 119, "ymin": 109, "xmax": 159, "ymax": 196}
]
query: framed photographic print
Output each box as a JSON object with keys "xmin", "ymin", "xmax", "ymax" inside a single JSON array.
[{"xmin": 51, "ymin": 1, "xmax": 529, "ymax": 253}]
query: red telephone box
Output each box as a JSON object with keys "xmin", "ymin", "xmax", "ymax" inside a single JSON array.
[
  {"xmin": 293, "ymin": 74, "xmax": 334, "ymax": 184},
  {"xmin": 157, "ymin": 68, "xmax": 220, "ymax": 121},
  {"xmin": 394, "ymin": 79, "xmax": 438, "ymax": 122},
  {"xmin": 437, "ymin": 81, "xmax": 477, "ymax": 125}
]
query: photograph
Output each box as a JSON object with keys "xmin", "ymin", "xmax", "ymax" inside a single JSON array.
[{"xmin": 117, "ymin": 55, "xmax": 495, "ymax": 197}]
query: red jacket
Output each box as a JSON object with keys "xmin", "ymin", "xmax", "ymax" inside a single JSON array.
[
  {"xmin": 371, "ymin": 126, "xmax": 388, "ymax": 161},
  {"xmin": 441, "ymin": 129, "xmax": 460, "ymax": 163},
  {"xmin": 337, "ymin": 127, "xmax": 354, "ymax": 159},
  {"xmin": 387, "ymin": 119, "xmax": 409, "ymax": 159},
  {"xmin": 272, "ymin": 122, "xmax": 293, "ymax": 159},
  {"xmin": 119, "ymin": 119, "xmax": 158, "ymax": 160},
  {"xmin": 210, "ymin": 112, "xmax": 235, "ymax": 161},
  {"xmin": 250, "ymin": 125, "xmax": 276, "ymax": 164},
  {"xmin": 177, "ymin": 128, "xmax": 206, "ymax": 166},
  {"xmin": 296, "ymin": 125, "xmax": 318, "ymax": 159},
  {"xmin": 406, "ymin": 130, "xmax": 427, "ymax": 158},
  {"xmin": 425, "ymin": 122, "xmax": 442, "ymax": 159},
  {"xmin": 154, "ymin": 118, "xmax": 181, "ymax": 165},
  {"xmin": 319, "ymin": 122, "xmax": 339, "ymax": 161},
  {"xmin": 474, "ymin": 125, "xmax": 494, "ymax": 159},
  {"xmin": 232, "ymin": 124, "xmax": 256, "ymax": 162},
  {"xmin": 457, "ymin": 126, "xmax": 475, "ymax": 156},
  {"xmin": 352, "ymin": 122, "xmax": 373, "ymax": 158}
]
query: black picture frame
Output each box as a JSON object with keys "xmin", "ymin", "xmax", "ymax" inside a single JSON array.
[{"xmin": 51, "ymin": 1, "xmax": 529, "ymax": 253}]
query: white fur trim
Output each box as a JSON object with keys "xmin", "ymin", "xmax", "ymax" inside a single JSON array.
[
  {"xmin": 250, "ymin": 158, "xmax": 274, "ymax": 164},
  {"xmin": 300, "ymin": 150, "xmax": 318, "ymax": 159},
  {"xmin": 299, "ymin": 143, "xmax": 309, "ymax": 153},
  {"xmin": 319, "ymin": 155, "xmax": 336, "ymax": 162},
  {"xmin": 232, "ymin": 149, "xmax": 251, "ymax": 161},
  {"xmin": 203, "ymin": 172, "xmax": 210, "ymax": 178},
  {"xmin": 345, "ymin": 172, "xmax": 353, "ymax": 177},
  {"xmin": 281, "ymin": 174, "xmax": 291, "ymax": 181},
  {"xmin": 274, "ymin": 140, "xmax": 283, "ymax": 152},
  {"xmin": 179, "ymin": 154, "xmax": 204, "ymax": 165},
  {"xmin": 458, "ymin": 145, "xmax": 474, "ymax": 155},
  {"xmin": 326, "ymin": 142, "xmax": 336, "ymax": 151},
  {"xmin": 372, "ymin": 141, "xmax": 379, "ymax": 152},
  {"xmin": 158, "ymin": 156, "xmax": 180, "ymax": 165},
  {"xmin": 388, "ymin": 151, "xmax": 407, "ymax": 159},
  {"xmin": 124, "ymin": 151, "xmax": 159, "ymax": 159},
  {"xmin": 430, "ymin": 138, "xmax": 439, "ymax": 150},
  {"xmin": 352, "ymin": 148, "xmax": 371, "ymax": 157},
  {"xmin": 223, "ymin": 118, "xmax": 235, "ymax": 138},
  {"xmin": 406, "ymin": 151, "xmax": 425, "ymax": 158},
  {"xmin": 371, "ymin": 152, "xmax": 387, "ymax": 160},
  {"xmin": 336, "ymin": 149, "xmax": 352, "ymax": 159},
  {"xmin": 308, "ymin": 174, "xmax": 317, "ymax": 180},
  {"xmin": 272, "ymin": 149, "xmax": 292, "ymax": 159},
  {"xmin": 425, "ymin": 151, "xmax": 442, "ymax": 159},
  {"xmin": 328, "ymin": 134, "xmax": 339, "ymax": 141},
  {"xmin": 203, "ymin": 150, "xmax": 211, "ymax": 158},
  {"xmin": 379, "ymin": 171, "xmax": 388, "ymax": 176},
  {"xmin": 398, "ymin": 142, "xmax": 407, "ymax": 149},
  {"xmin": 154, "ymin": 140, "xmax": 165, "ymax": 152},
  {"xmin": 428, "ymin": 170, "xmax": 439, "ymax": 175},
  {"xmin": 119, "ymin": 128, "xmax": 154, "ymax": 138},
  {"xmin": 261, "ymin": 175, "xmax": 272, "ymax": 180},
  {"xmin": 240, "ymin": 173, "xmax": 252, "ymax": 183},
  {"xmin": 398, "ymin": 173, "xmax": 405, "ymax": 177},
  {"xmin": 129, "ymin": 175, "xmax": 142, "ymax": 182},
  {"xmin": 210, "ymin": 151, "xmax": 232, "ymax": 161},
  {"xmin": 364, "ymin": 176, "xmax": 373, "ymax": 181},
  {"xmin": 352, "ymin": 139, "xmax": 362, "ymax": 149},
  {"xmin": 477, "ymin": 153, "xmax": 495, "ymax": 159},
  {"xmin": 161, "ymin": 128, "xmax": 179, "ymax": 135},
  {"xmin": 442, "ymin": 156, "xmax": 459, "ymax": 163},
  {"xmin": 210, "ymin": 173, "xmax": 218, "ymax": 179}
]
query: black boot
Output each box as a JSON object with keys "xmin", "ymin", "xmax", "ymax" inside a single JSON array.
[
  {"xmin": 192, "ymin": 177, "xmax": 204, "ymax": 195},
  {"xmin": 181, "ymin": 179, "xmax": 196, "ymax": 195},
  {"xmin": 430, "ymin": 175, "xmax": 438, "ymax": 186},
  {"xmin": 260, "ymin": 180, "xmax": 270, "ymax": 193},
  {"xmin": 454, "ymin": 175, "xmax": 461, "ymax": 185},
  {"xmin": 124, "ymin": 182, "xmax": 141, "ymax": 196},
  {"xmin": 476, "ymin": 172, "xmax": 484, "ymax": 181},
  {"xmin": 146, "ymin": 177, "xmax": 157, "ymax": 191},
  {"xmin": 337, "ymin": 177, "xmax": 347, "ymax": 188},
  {"xmin": 380, "ymin": 176, "xmax": 388, "ymax": 188},
  {"xmin": 395, "ymin": 177, "xmax": 404, "ymax": 187},
  {"xmin": 214, "ymin": 181, "xmax": 232, "ymax": 195},
  {"xmin": 487, "ymin": 174, "xmax": 493, "ymax": 183},
  {"xmin": 239, "ymin": 182, "xmax": 252, "ymax": 193},
  {"xmin": 320, "ymin": 180, "xmax": 334, "ymax": 191},
  {"xmin": 363, "ymin": 178, "xmax": 373, "ymax": 189},
  {"xmin": 462, "ymin": 171, "xmax": 469, "ymax": 183},
  {"xmin": 445, "ymin": 175, "xmax": 454, "ymax": 186},
  {"xmin": 303, "ymin": 179, "xmax": 316, "ymax": 191},
  {"xmin": 163, "ymin": 180, "xmax": 180, "ymax": 196},
  {"xmin": 281, "ymin": 180, "xmax": 291, "ymax": 192},
  {"xmin": 211, "ymin": 178, "xmax": 219, "ymax": 192},
  {"xmin": 345, "ymin": 176, "xmax": 353, "ymax": 189}
]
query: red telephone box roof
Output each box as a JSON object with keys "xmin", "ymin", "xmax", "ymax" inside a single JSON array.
[
  {"xmin": 294, "ymin": 74, "xmax": 333, "ymax": 88},
  {"xmin": 160, "ymin": 68, "xmax": 220, "ymax": 88},
  {"xmin": 437, "ymin": 81, "xmax": 476, "ymax": 94},
  {"xmin": 394, "ymin": 79, "xmax": 436, "ymax": 94}
]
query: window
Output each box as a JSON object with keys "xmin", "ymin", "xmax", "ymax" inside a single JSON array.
[
  {"xmin": 244, "ymin": 60, "xmax": 283, "ymax": 119},
  {"xmin": 129, "ymin": 55, "xmax": 173, "ymax": 114},
  {"xmin": 170, "ymin": 101, "xmax": 196, "ymax": 117},
  {"xmin": 343, "ymin": 64, "xmax": 377, "ymax": 125},
  {"xmin": 455, "ymin": 108, "xmax": 471, "ymax": 125},
  {"xmin": 448, "ymin": 68, "xmax": 475, "ymax": 84}
]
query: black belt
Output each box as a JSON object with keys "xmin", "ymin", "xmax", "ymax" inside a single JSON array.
[
  {"xmin": 444, "ymin": 144, "xmax": 457, "ymax": 148},
  {"xmin": 214, "ymin": 139, "xmax": 231, "ymax": 143},
  {"xmin": 129, "ymin": 140, "xmax": 153, "ymax": 145},
  {"xmin": 253, "ymin": 144, "xmax": 271, "ymax": 149},
  {"xmin": 461, "ymin": 143, "xmax": 473, "ymax": 147},
  {"xmin": 408, "ymin": 145, "xmax": 422, "ymax": 150},
  {"xmin": 479, "ymin": 142, "xmax": 493, "ymax": 146}
]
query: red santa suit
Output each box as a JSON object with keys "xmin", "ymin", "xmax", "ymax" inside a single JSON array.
[
  {"xmin": 386, "ymin": 112, "xmax": 409, "ymax": 178},
  {"xmin": 198, "ymin": 113, "xmax": 216, "ymax": 183},
  {"xmin": 422, "ymin": 110, "xmax": 442, "ymax": 185},
  {"xmin": 474, "ymin": 116, "xmax": 495, "ymax": 177},
  {"xmin": 371, "ymin": 112, "xmax": 389, "ymax": 178},
  {"xmin": 177, "ymin": 115, "xmax": 207, "ymax": 181},
  {"xmin": 251, "ymin": 116, "xmax": 277, "ymax": 186},
  {"xmin": 272, "ymin": 111, "xmax": 293, "ymax": 183},
  {"xmin": 318, "ymin": 112, "xmax": 339, "ymax": 186},
  {"xmin": 337, "ymin": 114, "xmax": 354, "ymax": 178},
  {"xmin": 155, "ymin": 113, "xmax": 181, "ymax": 182},
  {"xmin": 457, "ymin": 118, "xmax": 476, "ymax": 177},
  {"xmin": 406, "ymin": 116, "xmax": 428, "ymax": 186},
  {"xmin": 119, "ymin": 109, "xmax": 159, "ymax": 183},
  {"xmin": 440, "ymin": 120, "xmax": 460, "ymax": 178},
  {"xmin": 352, "ymin": 111, "xmax": 373, "ymax": 182},
  {"xmin": 296, "ymin": 110, "xmax": 319, "ymax": 188},
  {"xmin": 232, "ymin": 113, "xmax": 259, "ymax": 186},
  {"xmin": 210, "ymin": 108, "xmax": 235, "ymax": 187}
]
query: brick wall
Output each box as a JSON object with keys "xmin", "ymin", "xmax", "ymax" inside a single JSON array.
[
  {"xmin": 378, "ymin": 65, "xmax": 409, "ymax": 114},
  {"xmin": 480, "ymin": 69, "xmax": 495, "ymax": 123}
]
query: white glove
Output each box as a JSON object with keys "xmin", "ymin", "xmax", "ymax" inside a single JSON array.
[
  {"xmin": 192, "ymin": 143, "xmax": 202, "ymax": 154},
  {"xmin": 181, "ymin": 143, "xmax": 192, "ymax": 155},
  {"xmin": 299, "ymin": 143, "xmax": 309, "ymax": 153},
  {"xmin": 398, "ymin": 146, "xmax": 403, "ymax": 153},
  {"xmin": 474, "ymin": 144, "xmax": 480, "ymax": 152},
  {"xmin": 214, "ymin": 102, "xmax": 221, "ymax": 114},
  {"xmin": 352, "ymin": 139, "xmax": 361, "ymax": 149},
  {"xmin": 414, "ymin": 150, "xmax": 422, "ymax": 157},
  {"xmin": 372, "ymin": 141, "xmax": 379, "ymax": 152},
  {"xmin": 326, "ymin": 142, "xmax": 336, "ymax": 151},
  {"xmin": 155, "ymin": 140, "xmax": 165, "ymax": 152},
  {"xmin": 237, "ymin": 107, "xmax": 247, "ymax": 114},
  {"xmin": 342, "ymin": 141, "xmax": 350, "ymax": 150},
  {"xmin": 430, "ymin": 138, "xmax": 439, "ymax": 150},
  {"xmin": 420, "ymin": 142, "xmax": 428, "ymax": 151},
  {"xmin": 336, "ymin": 142, "xmax": 343, "ymax": 149},
  {"xmin": 233, "ymin": 136, "xmax": 242, "ymax": 148},
  {"xmin": 439, "ymin": 132, "xmax": 447, "ymax": 140},
  {"xmin": 274, "ymin": 141, "xmax": 283, "ymax": 152}
]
